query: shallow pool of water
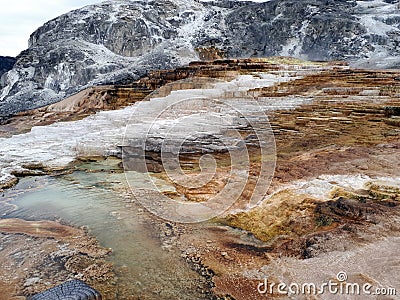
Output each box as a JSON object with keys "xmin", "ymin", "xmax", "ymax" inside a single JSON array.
[{"xmin": 1, "ymin": 161, "xmax": 209, "ymax": 299}]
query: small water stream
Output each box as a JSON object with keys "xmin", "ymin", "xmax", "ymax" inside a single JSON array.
[
  {"xmin": 1, "ymin": 159, "xmax": 209, "ymax": 299},
  {"xmin": 0, "ymin": 71, "xmax": 323, "ymax": 298}
]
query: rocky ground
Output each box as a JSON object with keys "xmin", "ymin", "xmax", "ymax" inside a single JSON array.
[
  {"xmin": 164, "ymin": 65, "xmax": 400, "ymax": 299},
  {"xmin": 0, "ymin": 58, "xmax": 399, "ymax": 299},
  {"xmin": 0, "ymin": 219, "xmax": 116, "ymax": 299}
]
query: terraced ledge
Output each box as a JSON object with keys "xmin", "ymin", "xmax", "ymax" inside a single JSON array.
[
  {"xmin": 1, "ymin": 58, "xmax": 399, "ymax": 299},
  {"xmin": 160, "ymin": 63, "xmax": 400, "ymax": 299},
  {"xmin": 0, "ymin": 58, "xmax": 339, "ymax": 139}
]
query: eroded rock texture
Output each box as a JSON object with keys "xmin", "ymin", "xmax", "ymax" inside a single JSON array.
[
  {"xmin": 0, "ymin": 56, "xmax": 16, "ymax": 78},
  {"xmin": 1, "ymin": 0, "xmax": 400, "ymax": 116},
  {"xmin": 29, "ymin": 280, "xmax": 101, "ymax": 300},
  {"xmin": 0, "ymin": 222, "xmax": 115, "ymax": 300},
  {"xmin": 0, "ymin": 57, "xmax": 399, "ymax": 299}
]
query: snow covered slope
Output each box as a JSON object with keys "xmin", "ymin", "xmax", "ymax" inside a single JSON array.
[{"xmin": 1, "ymin": 0, "xmax": 400, "ymax": 116}]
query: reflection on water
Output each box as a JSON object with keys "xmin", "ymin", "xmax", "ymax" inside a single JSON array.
[{"xmin": 1, "ymin": 159, "xmax": 209, "ymax": 299}]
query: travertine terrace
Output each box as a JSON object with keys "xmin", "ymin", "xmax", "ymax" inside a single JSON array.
[{"xmin": 0, "ymin": 58, "xmax": 399, "ymax": 299}]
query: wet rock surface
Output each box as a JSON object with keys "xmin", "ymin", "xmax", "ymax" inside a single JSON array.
[
  {"xmin": 0, "ymin": 59, "xmax": 399, "ymax": 299},
  {"xmin": 0, "ymin": 222, "xmax": 115, "ymax": 300},
  {"xmin": 0, "ymin": 58, "xmax": 329, "ymax": 195},
  {"xmin": 146, "ymin": 63, "xmax": 400, "ymax": 299}
]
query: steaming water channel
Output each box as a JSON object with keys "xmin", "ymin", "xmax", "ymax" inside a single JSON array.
[{"xmin": 1, "ymin": 158, "xmax": 209, "ymax": 299}]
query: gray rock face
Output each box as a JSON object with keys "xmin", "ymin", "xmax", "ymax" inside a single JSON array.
[
  {"xmin": 1, "ymin": 0, "xmax": 400, "ymax": 116},
  {"xmin": 0, "ymin": 56, "xmax": 16, "ymax": 78},
  {"xmin": 29, "ymin": 279, "xmax": 101, "ymax": 300}
]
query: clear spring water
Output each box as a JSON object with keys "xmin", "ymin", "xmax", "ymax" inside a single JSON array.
[{"xmin": 1, "ymin": 159, "xmax": 209, "ymax": 299}]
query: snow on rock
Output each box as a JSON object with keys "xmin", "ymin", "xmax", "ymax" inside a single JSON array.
[{"xmin": 1, "ymin": 0, "xmax": 400, "ymax": 116}]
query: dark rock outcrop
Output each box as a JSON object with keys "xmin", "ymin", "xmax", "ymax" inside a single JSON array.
[
  {"xmin": 29, "ymin": 280, "xmax": 101, "ymax": 300},
  {"xmin": 1, "ymin": 0, "xmax": 400, "ymax": 116},
  {"xmin": 0, "ymin": 56, "xmax": 16, "ymax": 77}
]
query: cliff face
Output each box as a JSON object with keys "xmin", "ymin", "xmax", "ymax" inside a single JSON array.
[{"xmin": 1, "ymin": 0, "xmax": 400, "ymax": 116}]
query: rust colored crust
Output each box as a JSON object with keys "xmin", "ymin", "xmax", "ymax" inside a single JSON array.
[{"xmin": 0, "ymin": 218, "xmax": 82, "ymax": 239}]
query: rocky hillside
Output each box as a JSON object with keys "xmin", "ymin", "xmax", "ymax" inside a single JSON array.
[
  {"xmin": 1, "ymin": 0, "xmax": 400, "ymax": 116},
  {"xmin": 0, "ymin": 56, "xmax": 16, "ymax": 77}
]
